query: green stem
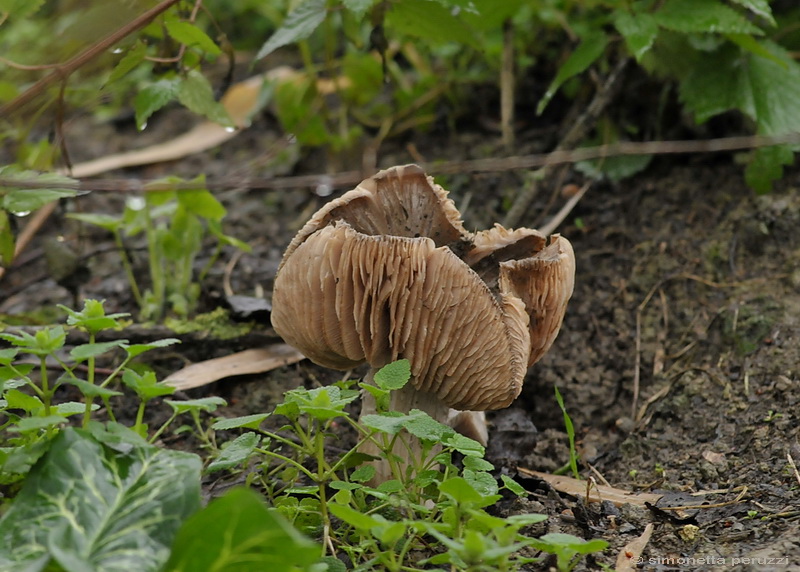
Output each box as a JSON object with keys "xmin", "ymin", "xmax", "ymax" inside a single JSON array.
[
  {"xmin": 143, "ymin": 200, "xmax": 164, "ymax": 320},
  {"xmin": 39, "ymin": 356, "xmax": 51, "ymax": 416},
  {"xmin": 115, "ymin": 230, "xmax": 143, "ymax": 308},
  {"xmin": 82, "ymin": 332, "xmax": 96, "ymax": 428},
  {"xmin": 254, "ymin": 448, "xmax": 316, "ymax": 481},
  {"xmin": 149, "ymin": 412, "xmax": 178, "ymax": 444},
  {"xmin": 134, "ymin": 400, "xmax": 147, "ymax": 436}
]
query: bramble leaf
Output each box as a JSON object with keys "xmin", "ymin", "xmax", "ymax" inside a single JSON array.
[
  {"xmin": 256, "ymin": 0, "xmax": 328, "ymax": 60},
  {"xmin": 207, "ymin": 432, "xmax": 260, "ymax": 473},
  {"xmin": 614, "ymin": 11, "xmax": 658, "ymax": 61}
]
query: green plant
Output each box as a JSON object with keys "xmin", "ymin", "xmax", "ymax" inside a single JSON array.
[
  {"xmin": 69, "ymin": 181, "xmax": 250, "ymax": 320},
  {"xmin": 0, "ymin": 299, "xmax": 179, "ymax": 484},
  {"xmin": 554, "ymin": 385, "xmax": 581, "ymax": 479},
  {"xmin": 529, "ymin": 533, "xmax": 609, "ymax": 572}
]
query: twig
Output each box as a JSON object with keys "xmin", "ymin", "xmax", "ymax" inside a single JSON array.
[
  {"xmin": 9, "ymin": 130, "xmax": 798, "ymax": 195},
  {"xmin": 503, "ymin": 57, "xmax": 629, "ymax": 228},
  {"xmin": 0, "ymin": 0, "xmax": 182, "ymax": 118},
  {"xmin": 501, "ymin": 19, "xmax": 515, "ymax": 150},
  {"xmin": 538, "ymin": 181, "xmax": 590, "ymax": 235}
]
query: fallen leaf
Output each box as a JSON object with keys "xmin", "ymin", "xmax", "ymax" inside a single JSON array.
[
  {"xmin": 615, "ymin": 523, "xmax": 653, "ymax": 572},
  {"xmin": 164, "ymin": 346, "xmax": 304, "ymax": 390},
  {"xmin": 517, "ymin": 467, "xmax": 663, "ymax": 507}
]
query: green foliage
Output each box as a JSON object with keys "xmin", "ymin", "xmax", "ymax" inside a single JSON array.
[
  {"xmin": 554, "ymin": 386, "xmax": 580, "ymax": 480},
  {"xmin": 70, "ymin": 180, "xmax": 250, "ymax": 320},
  {"xmin": 0, "ymin": 427, "xmax": 201, "ymax": 572}
]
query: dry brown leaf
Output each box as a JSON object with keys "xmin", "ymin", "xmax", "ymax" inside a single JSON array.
[
  {"xmin": 615, "ymin": 523, "xmax": 654, "ymax": 572},
  {"xmin": 163, "ymin": 345, "xmax": 304, "ymax": 390},
  {"xmin": 517, "ymin": 467, "xmax": 663, "ymax": 507}
]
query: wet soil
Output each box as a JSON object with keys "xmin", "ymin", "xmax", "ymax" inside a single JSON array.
[{"xmin": 2, "ymin": 110, "xmax": 799, "ymax": 571}]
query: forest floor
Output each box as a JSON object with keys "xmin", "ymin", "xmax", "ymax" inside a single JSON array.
[{"xmin": 1, "ymin": 104, "xmax": 799, "ymax": 571}]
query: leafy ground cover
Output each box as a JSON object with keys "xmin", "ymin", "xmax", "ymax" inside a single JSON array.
[{"xmin": 2, "ymin": 0, "xmax": 800, "ymax": 570}]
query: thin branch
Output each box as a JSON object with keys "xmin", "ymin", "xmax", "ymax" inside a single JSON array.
[{"xmin": 0, "ymin": 0, "xmax": 183, "ymax": 118}]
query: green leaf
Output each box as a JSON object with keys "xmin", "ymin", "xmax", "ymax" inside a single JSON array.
[
  {"xmin": 55, "ymin": 401, "xmax": 99, "ymax": 417},
  {"xmin": 537, "ymin": 31, "xmax": 608, "ymax": 114},
  {"xmin": 9, "ymin": 414, "xmax": 67, "ymax": 432},
  {"xmin": 555, "ymin": 386, "xmax": 580, "ymax": 480},
  {"xmin": 282, "ymin": 386, "xmax": 358, "ymax": 422},
  {"xmin": 0, "ymin": 211, "xmax": 14, "ymax": 266},
  {"xmin": 386, "ymin": 0, "xmax": 478, "ymax": 47},
  {"xmin": 68, "ymin": 212, "xmax": 123, "ymax": 232},
  {"xmin": 745, "ymin": 145, "xmax": 794, "ymax": 194},
  {"xmin": 177, "ymin": 72, "xmax": 233, "ymax": 126},
  {"xmin": 124, "ymin": 338, "xmax": 181, "ymax": 359},
  {"xmin": 0, "ymin": 0, "xmax": 45, "ymax": 18},
  {"xmin": 441, "ymin": 431, "xmax": 484, "ymax": 457},
  {"xmin": 212, "ymin": 413, "xmax": 270, "ymax": 430},
  {"xmin": 328, "ymin": 503, "xmax": 380, "ymax": 530},
  {"xmin": 342, "ymin": 0, "xmax": 373, "ymax": 18},
  {"xmin": 135, "ymin": 77, "xmax": 181, "ymax": 129},
  {"xmin": 207, "ymin": 432, "xmax": 260, "ymax": 473},
  {"xmin": 165, "ymin": 20, "xmax": 221, "ymax": 56},
  {"xmin": 0, "ymin": 427, "xmax": 201, "ymax": 570},
  {"xmin": 122, "ymin": 370, "xmax": 175, "ymax": 401},
  {"xmin": 177, "ymin": 185, "xmax": 226, "ymax": 220},
  {"xmin": 64, "ymin": 377, "xmax": 123, "ymax": 399},
  {"xmin": 438, "ymin": 476, "xmax": 482, "ymax": 504},
  {"xmin": 164, "ymin": 487, "xmax": 318, "ymax": 571},
  {"xmin": 70, "ymin": 340, "xmax": 127, "ymax": 361},
  {"xmin": 256, "ymin": 0, "xmax": 328, "ymax": 60},
  {"xmin": 653, "ymin": 0, "xmax": 763, "ymax": 35},
  {"xmin": 614, "ymin": 11, "xmax": 658, "ymax": 61},
  {"xmin": 350, "ymin": 464, "xmax": 375, "ymax": 483},
  {"xmin": 108, "ymin": 41, "xmax": 148, "ymax": 83},
  {"xmin": 165, "ymin": 396, "xmax": 227, "ymax": 414},
  {"xmin": 4, "ymin": 388, "xmax": 43, "ymax": 413},
  {"xmin": 60, "ymin": 299, "xmax": 129, "ymax": 334},
  {"xmin": 728, "ymin": 0, "xmax": 774, "ymax": 26},
  {"xmin": 463, "ymin": 469, "xmax": 498, "ymax": 497},
  {"xmin": 373, "ymin": 359, "xmax": 410, "ymax": 390},
  {"xmin": 0, "ymin": 168, "xmax": 78, "ymax": 213},
  {"xmin": 500, "ymin": 474, "xmax": 527, "ymax": 497}
]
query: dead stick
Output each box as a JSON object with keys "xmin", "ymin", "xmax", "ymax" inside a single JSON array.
[{"xmin": 0, "ymin": 0, "xmax": 182, "ymax": 118}]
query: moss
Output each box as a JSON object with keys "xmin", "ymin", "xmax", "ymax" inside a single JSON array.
[{"xmin": 164, "ymin": 307, "xmax": 253, "ymax": 340}]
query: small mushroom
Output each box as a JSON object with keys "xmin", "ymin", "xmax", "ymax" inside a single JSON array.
[{"xmin": 271, "ymin": 165, "xmax": 575, "ymax": 479}]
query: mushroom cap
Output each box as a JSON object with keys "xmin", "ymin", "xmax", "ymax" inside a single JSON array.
[{"xmin": 271, "ymin": 164, "xmax": 575, "ymax": 410}]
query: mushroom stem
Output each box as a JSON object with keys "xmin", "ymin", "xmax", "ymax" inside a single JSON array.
[{"xmin": 359, "ymin": 372, "xmax": 451, "ymax": 484}]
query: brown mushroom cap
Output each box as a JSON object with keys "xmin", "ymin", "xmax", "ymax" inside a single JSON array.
[{"xmin": 271, "ymin": 164, "xmax": 575, "ymax": 411}]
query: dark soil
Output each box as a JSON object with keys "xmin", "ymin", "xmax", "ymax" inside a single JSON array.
[{"xmin": 2, "ymin": 107, "xmax": 799, "ymax": 571}]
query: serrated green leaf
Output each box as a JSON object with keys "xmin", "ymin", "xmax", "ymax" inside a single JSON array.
[
  {"xmin": 9, "ymin": 414, "xmax": 68, "ymax": 432},
  {"xmin": 727, "ymin": 0, "xmax": 774, "ymax": 26},
  {"xmin": 124, "ymin": 338, "xmax": 181, "ymax": 359},
  {"xmin": 4, "ymin": 388, "xmax": 43, "ymax": 413},
  {"xmin": 177, "ymin": 71, "xmax": 233, "ymax": 126},
  {"xmin": 614, "ymin": 11, "xmax": 658, "ymax": 61},
  {"xmin": 177, "ymin": 185, "xmax": 226, "ymax": 220},
  {"xmin": 256, "ymin": 0, "xmax": 328, "ymax": 60},
  {"xmin": 373, "ymin": 359, "xmax": 410, "ymax": 390},
  {"xmin": 350, "ymin": 464, "xmax": 375, "ymax": 483},
  {"xmin": 64, "ymin": 377, "xmax": 123, "ymax": 399},
  {"xmin": 123, "ymin": 370, "xmax": 175, "ymax": 401},
  {"xmin": 387, "ymin": 0, "xmax": 478, "ymax": 47},
  {"xmin": 207, "ymin": 432, "xmax": 260, "ymax": 473},
  {"xmin": 745, "ymin": 145, "xmax": 794, "ymax": 194},
  {"xmin": 165, "ymin": 487, "xmax": 317, "ymax": 571},
  {"xmin": 108, "ymin": 41, "xmax": 148, "ymax": 84},
  {"xmin": 70, "ymin": 340, "xmax": 128, "ymax": 361},
  {"xmin": 165, "ymin": 20, "xmax": 221, "ymax": 56},
  {"xmin": 0, "ymin": 427, "xmax": 201, "ymax": 570},
  {"xmin": 212, "ymin": 413, "xmax": 270, "ymax": 430},
  {"xmin": 537, "ymin": 31, "xmax": 608, "ymax": 114},
  {"xmin": 441, "ymin": 431, "xmax": 484, "ymax": 456},
  {"xmin": 463, "ymin": 469, "xmax": 498, "ymax": 497},
  {"xmin": 438, "ymin": 476, "xmax": 482, "ymax": 504},
  {"xmin": 328, "ymin": 503, "xmax": 380, "ymax": 530},
  {"xmin": 165, "ymin": 396, "xmax": 226, "ymax": 414},
  {"xmin": 135, "ymin": 77, "xmax": 180, "ymax": 129},
  {"xmin": 55, "ymin": 401, "xmax": 99, "ymax": 416},
  {"xmin": 654, "ymin": 0, "xmax": 762, "ymax": 35}
]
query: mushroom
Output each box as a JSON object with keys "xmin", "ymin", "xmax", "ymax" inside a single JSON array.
[{"xmin": 271, "ymin": 164, "xmax": 575, "ymax": 479}]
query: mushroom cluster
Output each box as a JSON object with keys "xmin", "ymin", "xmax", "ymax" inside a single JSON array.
[{"xmin": 271, "ymin": 164, "xmax": 575, "ymax": 474}]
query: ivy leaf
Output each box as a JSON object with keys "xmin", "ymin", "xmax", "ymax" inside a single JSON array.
[
  {"xmin": 537, "ymin": 31, "xmax": 608, "ymax": 115},
  {"xmin": 653, "ymin": 0, "xmax": 763, "ymax": 35},
  {"xmin": 165, "ymin": 20, "xmax": 221, "ymax": 56},
  {"xmin": 256, "ymin": 0, "xmax": 328, "ymax": 60},
  {"xmin": 135, "ymin": 76, "xmax": 181, "ymax": 129},
  {"xmin": 613, "ymin": 11, "xmax": 658, "ymax": 61},
  {"xmin": 164, "ymin": 487, "xmax": 318, "ymax": 571},
  {"xmin": 0, "ymin": 428, "xmax": 201, "ymax": 571},
  {"xmin": 177, "ymin": 71, "xmax": 233, "ymax": 126}
]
